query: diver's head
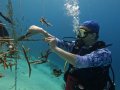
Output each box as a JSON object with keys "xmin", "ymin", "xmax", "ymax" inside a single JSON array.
[{"xmin": 76, "ymin": 20, "xmax": 100, "ymax": 46}]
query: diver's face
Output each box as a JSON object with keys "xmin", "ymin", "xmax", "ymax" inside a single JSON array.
[
  {"xmin": 77, "ymin": 29, "xmax": 89, "ymax": 38},
  {"xmin": 82, "ymin": 32, "xmax": 97, "ymax": 46},
  {"xmin": 76, "ymin": 26, "xmax": 93, "ymax": 39},
  {"xmin": 76, "ymin": 26, "xmax": 97, "ymax": 45}
]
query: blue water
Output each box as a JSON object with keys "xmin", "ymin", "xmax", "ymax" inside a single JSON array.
[{"xmin": 0, "ymin": 0, "xmax": 120, "ymax": 90}]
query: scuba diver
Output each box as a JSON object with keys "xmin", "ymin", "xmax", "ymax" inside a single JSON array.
[{"xmin": 27, "ymin": 20, "xmax": 115, "ymax": 90}]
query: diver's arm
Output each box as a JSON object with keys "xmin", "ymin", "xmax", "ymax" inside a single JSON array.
[
  {"xmin": 28, "ymin": 25, "xmax": 53, "ymax": 38},
  {"xmin": 41, "ymin": 29, "xmax": 53, "ymax": 37},
  {"xmin": 53, "ymin": 46, "xmax": 76, "ymax": 65},
  {"xmin": 56, "ymin": 38, "xmax": 74, "ymax": 52},
  {"xmin": 44, "ymin": 36, "xmax": 76, "ymax": 66}
]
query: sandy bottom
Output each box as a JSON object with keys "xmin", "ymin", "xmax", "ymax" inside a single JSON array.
[{"xmin": 0, "ymin": 56, "xmax": 65, "ymax": 90}]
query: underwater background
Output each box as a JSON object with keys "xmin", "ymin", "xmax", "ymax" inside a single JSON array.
[{"xmin": 0, "ymin": 0, "xmax": 120, "ymax": 90}]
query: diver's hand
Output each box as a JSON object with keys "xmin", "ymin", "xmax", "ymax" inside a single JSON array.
[
  {"xmin": 28, "ymin": 25, "xmax": 44, "ymax": 35},
  {"xmin": 28, "ymin": 25, "xmax": 54, "ymax": 38},
  {"xmin": 44, "ymin": 37, "xmax": 57, "ymax": 51}
]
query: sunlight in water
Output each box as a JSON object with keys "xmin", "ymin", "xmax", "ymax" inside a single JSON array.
[{"xmin": 64, "ymin": 0, "xmax": 80, "ymax": 33}]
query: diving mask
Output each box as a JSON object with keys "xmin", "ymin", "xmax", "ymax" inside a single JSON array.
[{"xmin": 76, "ymin": 28, "xmax": 89, "ymax": 38}]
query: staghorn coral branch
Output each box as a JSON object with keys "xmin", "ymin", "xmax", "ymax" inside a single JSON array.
[
  {"xmin": 22, "ymin": 45, "xmax": 31, "ymax": 78},
  {"xmin": 39, "ymin": 49, "xmax": 52, "ymax": 61}
]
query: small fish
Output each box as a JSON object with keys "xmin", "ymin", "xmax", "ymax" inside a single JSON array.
[
  {"xmin": 0, "ymin": 12, "xmax": 13, "ymax": 24},
  {"xmin": 40, "ymin": 17, "xmax": 52, "ymax": 27}
]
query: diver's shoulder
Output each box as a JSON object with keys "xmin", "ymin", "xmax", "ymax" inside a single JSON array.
[{"xmin": 97, "ymin": 48, "xmax": 111, "ymax": 54}]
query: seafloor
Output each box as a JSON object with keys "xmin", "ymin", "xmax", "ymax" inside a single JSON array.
[{"xmin": 0, "ymin": 55, "xmax": 64, "ymax": 90}]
